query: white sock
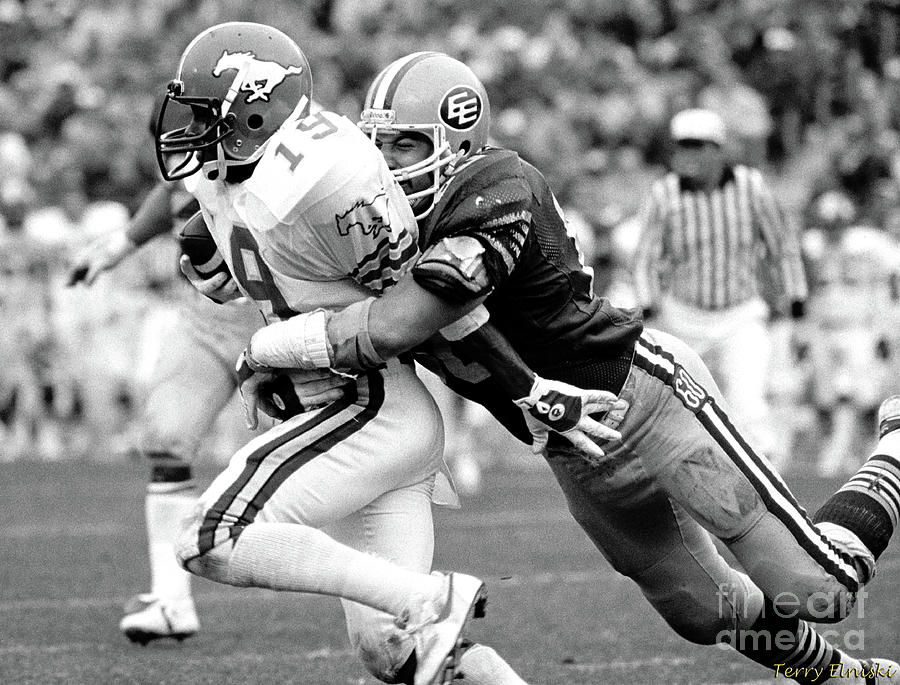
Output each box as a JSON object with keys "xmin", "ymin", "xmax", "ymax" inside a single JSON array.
[
  {"xmin": 146, "ymin": 488, "xmax": 196, "ymax": 603},
  {"xmin": 225, "ymin": 522, "xmax": 443, "ymax": 616},
  {"xmin": 458, "ymin": 644, "xmax": 529, "ymax": 685}
]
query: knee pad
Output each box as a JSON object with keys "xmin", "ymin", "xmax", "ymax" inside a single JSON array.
[{"xmin": 348, "ymin": 618, "xmax": 415, "ymax": 683}]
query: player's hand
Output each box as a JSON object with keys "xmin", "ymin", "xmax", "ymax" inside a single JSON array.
[
  {"xmin": 514, "ymin": 375, "xmax": 626, "ymax": 460},
  {"xmin": 237, "ymin": 351, "xmax": 349, "ymax": 429},
  {"xmin": 179, "ymin": 254, "xmax": 240, "ymax": 304},
  {"xmin": 237, "ymin": 349, "xmax": 271, "ymax": 429},
  {"xmin": 66, "ymin": 230, "xmax": 135, "ymax": 286}
]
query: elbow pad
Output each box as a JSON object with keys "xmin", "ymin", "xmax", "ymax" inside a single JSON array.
[{"xmin": 412, "ymin": 236, "xmax": 492, "ymax": 304}]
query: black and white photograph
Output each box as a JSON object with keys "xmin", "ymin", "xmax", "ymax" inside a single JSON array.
[{"xmin": 1, "ymin": 1, "xmax": 899, "ymax": 683}]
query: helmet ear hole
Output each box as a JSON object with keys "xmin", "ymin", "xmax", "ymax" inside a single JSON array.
[
  {"xmin": 247, "ymin": 114, "xmax": 264, "ymax": 130},
  {"xmin": 459, "ymin": 141, "xmax": 470, "ymax": 155}
]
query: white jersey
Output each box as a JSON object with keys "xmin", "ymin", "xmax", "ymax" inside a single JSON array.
[{"xmin": 184, "ymin": 109, "xmax": 419, "ymax": 321}]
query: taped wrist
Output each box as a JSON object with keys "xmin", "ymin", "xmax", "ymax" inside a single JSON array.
[
  {"xmin": 248, "ymin": 310, "xmax": 333, "ymax": 369},
  {"xmin": 327, "ymin": 297, "xmax": 386, "ymax": 371}
]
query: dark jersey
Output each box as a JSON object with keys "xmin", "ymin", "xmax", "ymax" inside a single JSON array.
[{"xmin": 413, "ymin": 148, "xmax": 643, "ymax": 441}]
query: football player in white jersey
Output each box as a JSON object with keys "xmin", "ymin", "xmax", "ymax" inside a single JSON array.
[
  {"xmin": 68, "ymin": 181, "xmax": 267, "ymax": 644},
  {"xmin": 153, "ymin": 22, "xmax": 529, "ymax": 685}
]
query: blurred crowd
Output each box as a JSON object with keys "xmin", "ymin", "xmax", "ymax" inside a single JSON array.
[{"xmin": 1, "ymin": 0, "xmax": 900, "ymax": 468}]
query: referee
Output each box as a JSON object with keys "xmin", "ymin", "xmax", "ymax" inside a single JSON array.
[{"xmin": 632, "ymin": 108, "xmax": 807, "ymax": 461}]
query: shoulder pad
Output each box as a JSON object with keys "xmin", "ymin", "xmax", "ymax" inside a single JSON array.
[
  {"xmin": 412, "ymin": 235, "xmax": 491, "ymax": 304},
  {"xmin": 428, "ymin": 149, "xmax": 530, "ymax": 242},
  {"xmin": 245, "ymin": 113, "xmax": 380, "ymax": 224}
]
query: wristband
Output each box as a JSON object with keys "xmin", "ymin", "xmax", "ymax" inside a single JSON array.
[{"xmin": 327, "ymin": 297, "xmax": 387, "ymax": 370}]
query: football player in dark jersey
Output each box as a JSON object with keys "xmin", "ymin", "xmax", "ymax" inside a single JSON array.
[{"xmin": 242, "ymin": 53, "xmax": 900, "ymax": 682}]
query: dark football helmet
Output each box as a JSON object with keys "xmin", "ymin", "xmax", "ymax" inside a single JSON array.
[{"xmin": 155, "ymin": 22, "xmax": 312, "ymax": 181}]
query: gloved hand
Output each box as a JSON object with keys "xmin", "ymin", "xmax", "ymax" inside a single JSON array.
[
  {"xmin": 179, "ymin": 254, "xmax": 241, "ymax": 304},
  {"xmin": 514, "ymin": 375, "xmax": 627, "ymax": 460}
]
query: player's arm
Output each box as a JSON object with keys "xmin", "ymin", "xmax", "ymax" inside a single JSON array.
[
  {"xmin": 751, "ymin": 169, "xmax": 808, "ymax": 318},
  {"xmin": 246, "ymin": 235, "xmax": 625, "ymax": 455},
  {"xmin": 67, "ymin": 181, "xmax": 176, "ymax": 286}
]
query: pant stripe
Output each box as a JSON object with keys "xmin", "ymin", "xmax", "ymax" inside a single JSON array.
[
  {"xmin": 633, "ymin": 337, "xmax": 859, "ymax": 590},
  {"xmin": 234, "ymin": 372, "xmax": 385, "ymax": 533},
  {"xmin": 196, "ymin": 374, "xmax": 383, "ymax": 555}
]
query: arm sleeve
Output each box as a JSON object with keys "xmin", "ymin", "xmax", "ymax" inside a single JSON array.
[
  {"xmin": 453, "ymin": 322, "xmax": 535, "ymax": 399},
  {"xmin": 751, "ymin": 169, "xmax": 809, "ymax": 306}
]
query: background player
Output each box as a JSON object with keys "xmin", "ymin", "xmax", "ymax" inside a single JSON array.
[
  {"xmin": 242, "ymin": 52, "xmax": 899, "ymax": 683},
  {"xmin": 155, "ymin": 23, "xmax": 530, "ymax": 685},
  {"xmin": 798, "ymin": 191, "xmax": 900, "ymax": 476},
  {"xmin": 67, "ymin": 179, "xmax": 267, "ymax": 644}
]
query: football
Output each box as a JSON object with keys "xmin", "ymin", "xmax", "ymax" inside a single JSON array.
[
  {"xmin": 178, "ymin": 210, "xmax": 229, "ymax": 278},
  {"xmin": 258, "ymin": 373, "xmax": 307, "ymax": 421}
]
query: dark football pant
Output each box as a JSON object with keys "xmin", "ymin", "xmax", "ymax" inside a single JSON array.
[{"xmin": 545, "ymin": 328, "xmax": 862, "ymax": 643}]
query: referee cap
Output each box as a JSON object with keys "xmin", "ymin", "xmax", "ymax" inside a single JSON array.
[{"xmin": 670, "ymin": 108, "xmax": 727, "ymax": 146}]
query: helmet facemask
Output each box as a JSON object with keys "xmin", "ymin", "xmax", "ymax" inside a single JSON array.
[
  {"xmin": 155, "ymin": 79, "xmax": 238, "ymax": 181},
  {"xmin": 360, "ymin": 116, "xmax": 465, "ymax": 219}
]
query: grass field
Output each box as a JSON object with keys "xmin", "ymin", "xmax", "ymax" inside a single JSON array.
[{"xmin": 1, "ymin": 457, "xmax": 898, "ymax": 685}]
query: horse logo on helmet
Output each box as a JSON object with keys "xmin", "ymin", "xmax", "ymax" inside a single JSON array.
[{"xmin": 212, "ymin": 51, "xmax": 305, "ymax": 103}]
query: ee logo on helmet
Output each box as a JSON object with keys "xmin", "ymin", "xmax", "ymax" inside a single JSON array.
[{"xmin": 440, "ymin": 86, "xmax": 482, "ymax": 131}]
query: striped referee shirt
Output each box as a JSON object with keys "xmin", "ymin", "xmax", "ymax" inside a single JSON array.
[{"xmin": 632, "ymin": 165, "xmax": 807, "ymax": 312}]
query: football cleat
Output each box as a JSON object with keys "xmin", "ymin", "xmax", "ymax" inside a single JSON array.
[
  {"xmin": 862, "ymin": 657, "xmax": 900, "ymax": 684},
  {"xmin": 395, "ymin": 572, "xmax": 488, "ymax": 685},
  {"xmin": 119, "ymin": 594, "xmax": 199, "ymax": 645},
  {"xmin": 878, "ymin": 395, "xmax": 900, "ymax": 439}
]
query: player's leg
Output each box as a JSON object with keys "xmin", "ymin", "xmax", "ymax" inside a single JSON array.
[
  {"xmin": 812, "ymin": 394, "xmax": 900, "ymax": 574},
  {"xmin": 175, "ymin": 361, "xmax": 487, "ymax": 684},
  {"xmin": 545, "ymin": 452, "xmax": 893, "ymax": 683},
  {"xmin": 332, "ymin": 482, "xmax": 527, "ymax": 685},
  {"xmin": 629, "ymin": 330, "xmax": 865, "ymax": 620},
  {"xmin": 715, "ymin": 308, "xmax": 777, "ymax": 459},
  {"xmin": 121, "ymin": 301, "xmax": 261, "ymax": 644}
]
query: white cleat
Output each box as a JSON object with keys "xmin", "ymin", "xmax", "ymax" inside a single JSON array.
[
  {"xmin": 878, "ymin": 395, "xmax": 900, "ymax": 439},
  {"xmin": 861, "ymin": 657, "xmax": 900, "ymax": 684},
  {"xmin": 119, "ymin": 594, "xmax": 199, "ymax": 645},
  {"xmin": 396, "ymin": 572, "xmax": 488, "ymax": 685}
]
